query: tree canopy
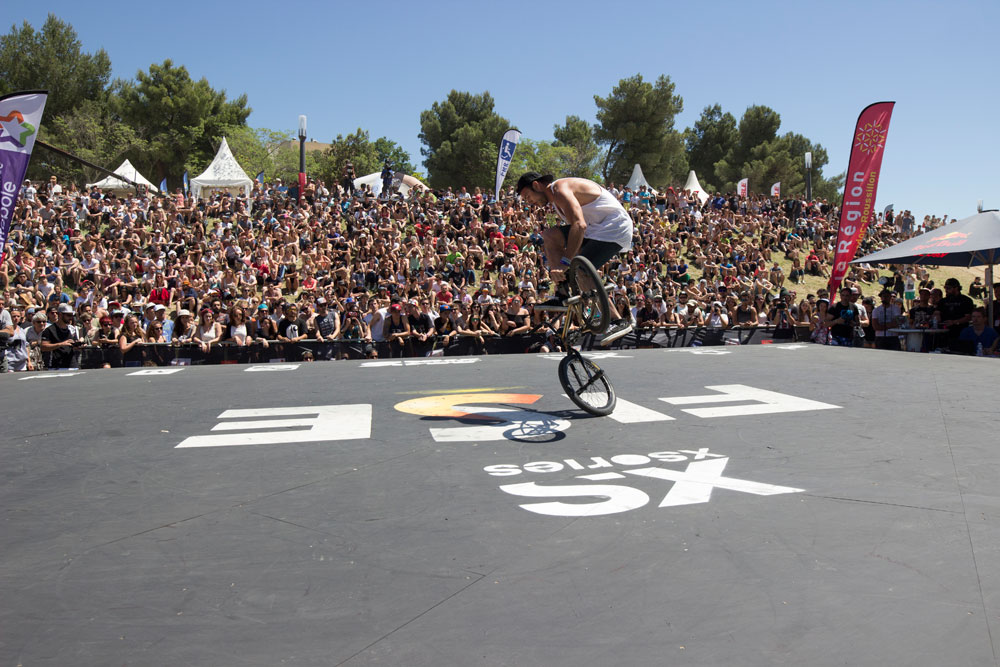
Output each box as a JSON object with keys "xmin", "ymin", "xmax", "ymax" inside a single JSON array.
[
  {"xmin": 116, "ymin": 59, "xmax": 251, "ymax": 182},
  {"xmin": 419, "ymin": 90, "xmax": 510, "ymax": 189},
  {"xmin": 314, "ymin": 129, "xmax": 414, "ymax": 186},
  {"xmin": 0, "ymin": 14, "xmax": 111, "ymax": 121},
  {"xmin": 684, "ymin": 104, "xmax": 738, "ymax": 192},
  {"xmin": 593, "ymin": 74, "xmax": 687, "ymax": 187},
  {"xmin": 5, "ymin": 16, "xmax": 845, "ymax": 200}
]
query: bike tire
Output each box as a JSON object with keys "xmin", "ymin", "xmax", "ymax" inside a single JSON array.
[
  {"xmin": 558, "ymin": 349, "xmax": 616, "ymax": 416},
  {"xmin": 568, "ymin": 256, "xmax": 611, "ymax": 334}
]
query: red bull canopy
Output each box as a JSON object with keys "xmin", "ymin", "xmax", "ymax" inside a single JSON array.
[{"xmin": 854, "ymin": 210, "xmax": 1000, "ymax": 267}]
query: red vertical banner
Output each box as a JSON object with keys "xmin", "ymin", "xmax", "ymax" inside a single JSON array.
[{"xmin": 829, "ymin": 101, "xmax": 895, "ymax": 293}]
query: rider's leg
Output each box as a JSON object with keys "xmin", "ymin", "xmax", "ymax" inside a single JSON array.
[{"xmin": 541, "ymin": 227, "xmax": 567, "ymax": 276}]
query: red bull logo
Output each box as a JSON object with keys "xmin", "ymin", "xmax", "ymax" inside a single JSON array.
[{"xmin": 928, "ymin": 230, "xmax": 969, "ymax": 242}]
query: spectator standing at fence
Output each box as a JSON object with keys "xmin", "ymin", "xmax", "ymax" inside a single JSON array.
[
  {"xmin": 118, "ymin": 314, "xmax": 145, "ymax": 361},
  {"xmin": 705, "ymin": 301, "xmax": 729, "ymax": 328},
  {"xmin": 827, "ymin": 288, "xmax": 860, "ymax": 347},
  {"xmin": 0, "ymin": 296, "xmax": 14, "ymax": 373},
  {"xmin": 155, "ymin": 305, "xmax": 173, "ymax": 342},
  {"xmin": 405, "ymin": 299, "xmax": 434, "ymax": 354},
  {"xmin": 194, "ymin": 308, "xmax": 222, "ymax": 352},
  {"xmin": 313, "ymin": 298, "xmax": 340, "ymax": 343},
  {"xmin": 173, "ymin": 310, "xmax": 195, "ymax": 344},
  {"xmin": 810, "ymin": 299, "xmax": 831, "ymax": 344},
  {"xmin": 636, "ymin": 297, "xmax": 660, "ymax": 329},
  {"xmin": 145, "ymin": 320, "xmax": 167, "ymax": 343},
  {"xmin": 277, "ymin": 304, "xmax": 307, "ymax": 343},
  {"xmin": 221, "ymin": 304, "xmax": 250, "ymax": 346},
  {"xmin": 384, "ymin": 303, "xmax": 410, "ymax": 357},
  {"xmin": 340, "ymin": 310, "xmax": 375, "ymax": 359},
  {"xmin": 4, "ymin": 306, "xmax": 30, "ymax": 371},
  {"xmin": 40, "ymin": 303, "xmax": 81, "ymax": 369}
]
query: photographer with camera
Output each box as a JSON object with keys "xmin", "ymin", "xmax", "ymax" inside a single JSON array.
[
  {"xmin": 826, "ymin": 287, "xmax": 861, "ymax": 347},
  {"xmin": 40, "ymin": 303, "xmax": 82, "ymax": 369},
  {"xmin": 340, "ymin": 309, "xmax": 376, "ymax": 360}
]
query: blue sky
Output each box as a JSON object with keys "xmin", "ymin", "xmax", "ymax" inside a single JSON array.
[{"xmin": 11, "ymin": 0, "xmax": 999, "ymax": 221}]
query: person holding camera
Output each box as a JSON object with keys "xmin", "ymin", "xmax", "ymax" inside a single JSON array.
[
  {"xmin": 340, "ymin": 309, "xmax": 375, "ymax": 360},
  {"xmin": 826, "ymin": 287, "xmax": 861, "ymax": 347},
  {"xmin": 40, "ymin": 303, "xmax": 82, "ymax": 369}
]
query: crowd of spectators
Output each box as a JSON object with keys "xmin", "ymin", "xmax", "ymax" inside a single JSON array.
[{"xmin": 2, "ymin": 169, "xmax": 997, "ymax": 372}]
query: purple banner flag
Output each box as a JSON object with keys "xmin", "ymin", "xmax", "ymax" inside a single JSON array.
[{"xmin": 0, "ymin": 91, "xmax": 48, "ymax": 261}]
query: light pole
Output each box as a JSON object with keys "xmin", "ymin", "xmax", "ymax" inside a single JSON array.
[
  {"xmin": 804, "ymin": 151, "xmax": 812, "ymax": 202},
  {"xmin": 297, "ymin": 114, "xmax": 307, "ymax": 209}
]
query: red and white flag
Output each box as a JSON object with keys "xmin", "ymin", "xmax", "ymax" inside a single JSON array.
[
  {"xmin": 830, "ymin": 101, "xmax": 895, "ymax": 293},
  {"xmin": 737, "ymin": 178, "xmax": 748, "ymax": 197},
  {"xmin": 770, "ymin": 182, "xmax": 780, "ymax": 197}
]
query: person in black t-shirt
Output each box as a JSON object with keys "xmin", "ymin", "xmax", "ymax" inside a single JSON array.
[
  {"xmin": 40, "ymin": 303, "xmax": 81, "ymax": 368},
  {"xmin": 938, "ymin": 277, "xmax": 974, "ymax": 349},
  {"xmin": 826, "ymin": 288, "xmax": 860, "ymax": 347}
]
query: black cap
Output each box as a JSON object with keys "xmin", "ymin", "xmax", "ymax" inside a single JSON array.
[{"xmin": 515, "ymin": 172, "xmax": 554, "ymax": 195}]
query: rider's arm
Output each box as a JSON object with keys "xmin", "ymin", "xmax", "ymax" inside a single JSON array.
[{"xmin": 549, "ymin": 181, "xmax": 587, "ymax": 259}]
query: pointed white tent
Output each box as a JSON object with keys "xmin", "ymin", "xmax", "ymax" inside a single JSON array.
[
  {"xmin": 682, "ymin": 170, "xmax": 710, "ymax": 204},
  {"xmin": 87, "ymin": 159, "xmax": 159, "ymax": 194},
  {"xmin": 190, "ymin": 138, "xmax": 253, "ymax": 198},
  {"xmin": 352, "ymin": 171, "xmax": 430, "ymax": 197},
  {"xmin": 625, "ymin": 163, "xmax": 652, "ymax": 191}
]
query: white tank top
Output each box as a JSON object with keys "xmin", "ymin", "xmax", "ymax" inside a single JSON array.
[{"xmin": 551, "ymin": 186, "xmax": 633, "ymax": 250}]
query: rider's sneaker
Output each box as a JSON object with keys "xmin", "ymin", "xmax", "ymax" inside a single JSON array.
[{"xmin": 598, "ymin": 318, "xmax": 632, "ymax": 345}]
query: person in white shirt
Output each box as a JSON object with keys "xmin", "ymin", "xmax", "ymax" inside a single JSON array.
[{"xmin": 871, "ymin": 288, "xmax": 904, "ymax": 351}]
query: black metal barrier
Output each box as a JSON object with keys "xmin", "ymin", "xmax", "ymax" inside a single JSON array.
[{"xmin": 71, "ymin": 326, "xmax": 809, "ymax": 368}]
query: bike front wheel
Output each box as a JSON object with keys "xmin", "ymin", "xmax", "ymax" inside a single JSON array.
[
  {"xmin": 568, "ymin": 256, "xmax": 610, "ymax": 335},
  {"xmin": 558, "ymin": 349, "xmax": 616, "ymax": 416}
]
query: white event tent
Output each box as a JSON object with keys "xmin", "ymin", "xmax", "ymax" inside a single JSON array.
[
  {"xmin": 190, "ymin": 138, "xmax": 253, "ymax": 198},
  {"xmin": 87, "ymin": 159, "xmax": 159, "ymax": 194},
  {"xmin": 682, "ymin": 170, "xmax": 710, "ymax": 204},
  {"xmin": 625, "ymin": 163, "xmax": 653, "ymax": 192}
]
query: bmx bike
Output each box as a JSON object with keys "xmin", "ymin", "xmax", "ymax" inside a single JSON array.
[{"xmin": 535, "ymin": 256, "xmax": 617, "ymax": 416}]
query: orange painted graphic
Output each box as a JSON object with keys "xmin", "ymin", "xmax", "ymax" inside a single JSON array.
[{"xmin": 394, "ymin": 393, "xmax": 542, "ymax": 421}]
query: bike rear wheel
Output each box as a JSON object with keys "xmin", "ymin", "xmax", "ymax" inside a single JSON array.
[
  {"xmin": 567, "ymin": 256, "xmax": 610, "ymax": 335},
  {"xmin": 558, "ymin": 349, "xmax": 616, "ymax": 416}
]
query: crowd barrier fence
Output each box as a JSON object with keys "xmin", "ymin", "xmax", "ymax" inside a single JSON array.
[{"xmin": 62, "ymin": 325, "xmax": 809, "ymax": 368}]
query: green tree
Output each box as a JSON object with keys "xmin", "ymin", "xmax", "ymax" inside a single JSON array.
[
  {"xmin": 116, "ymin": 59, "xmax": 250, "ymax": 181},
  {"xmin": 507, "ymin": 139, "xmax": 577, "ymax": 180},
  {"xmin": 315, "ymin": 129, "xmax": 414, "ymax": 186},
  {"xmin": 418, "ymin": 90, "xmax": 510, "ymax": 188},
  {"xmin": 0, "ymin": 14, "xmax": 112, "ymax": 121},
  {"xmin": 593, "ymin": 74, "xmax": 687, "ymax": 187},
  {"xmin": 268, "ymin": 142, "xmax": 321, "ymax": 185},
  {"xmin": 373, "ymin": 137, "xmax": 414, "ymax": 174},
  {"xmin": 552, "ymin": 115, "xmax": 603, "ymax": 181},
  {"xmin": 224, "ymin": 126, "xmax": 294, "ymax": 181},
  {"xmin": 714, "ymin": 105, "xmax": 782, "ymax": 190},
  {"xmin": 684, "ymin": 104, "xmax": 738, "ymax": 192}
]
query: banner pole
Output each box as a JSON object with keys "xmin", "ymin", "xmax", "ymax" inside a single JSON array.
[{"xmin": 35, "ymin": 139, "xmax": 143, "ymax": 191}]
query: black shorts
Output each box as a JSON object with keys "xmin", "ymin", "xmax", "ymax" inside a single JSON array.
[{"xmin": 558, "ymin": 225, "xmax": 624, "ymax": 270}]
